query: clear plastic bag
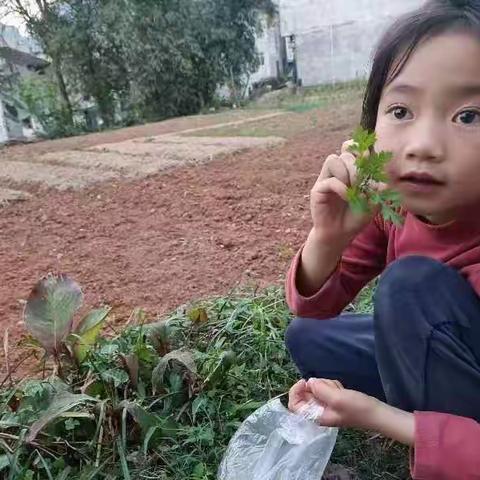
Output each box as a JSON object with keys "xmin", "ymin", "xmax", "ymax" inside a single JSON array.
[{"xmin": 218, "ymin": 398, "xmax": 338, "ymax": 480}]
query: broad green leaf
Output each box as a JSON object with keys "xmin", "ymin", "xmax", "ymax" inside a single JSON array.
[
  {"xmin": 0, "ymin": 455, "xmax": 9, "ymax": 472},
  {"xmin": 24, "ymin": 275, "xmax": 83, "ymax": 354},
  {"xmin": 73, "ymin": 307, "xmax": 110, "ymax": 363},
  {"xmin": 146, "ymin": 321, "xmax": 171, "ymax": 356},
  {"xmin": 188, "ymin": 307, "xmax": 209, "ymax": 324},
  {"xmin": 120, "ymin": 402, "xmax": 178, "ymax": 448},
  {"xmin": 100, "ymin": 369, "xmax": 129, "ymax": 388},
  {"xmin": 152, "ymin": 349, "xmax": 196, "ymax": 394},
  {"xmin": 26, "ymin": 392, "xmax": 96, "ymax": 442}
]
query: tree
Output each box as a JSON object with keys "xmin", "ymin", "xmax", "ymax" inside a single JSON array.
[
  {"xmin": 2, "ymin": 0, "xmax": 74, "ymax": 124},
  {"xmin": 201, "ymin": 0, "xmax": 277, "ymax": 104},
  {"xmin": 2, "ymin": 0, "xmax": 276, "ymax": 129},
  {"xmin": 54, "ymin": 0, "xmax": 130, "ymax": 126}
]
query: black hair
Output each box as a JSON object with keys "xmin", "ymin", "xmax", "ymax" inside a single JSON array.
[{"xmin": 361, "ymin": 0, "xmax": 480, "ymax": 131}]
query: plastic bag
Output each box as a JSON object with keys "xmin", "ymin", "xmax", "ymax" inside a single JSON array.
[{"xmin": 218, "ymin": 398, "xmax": 338, "ymax": 480}]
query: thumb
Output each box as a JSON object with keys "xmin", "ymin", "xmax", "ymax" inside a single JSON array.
[{"xmin": 307, "ymin": 378, "xmax": 338, "ymax": 405}]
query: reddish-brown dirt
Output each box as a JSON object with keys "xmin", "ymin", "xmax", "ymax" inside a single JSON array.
[
  {"xmin": 0, "ymin": 109, "xmax": 277, "ymax": 160},
  {"xmin": 0, "ymin": 103, "xmax": 360, "ymax": 375}
]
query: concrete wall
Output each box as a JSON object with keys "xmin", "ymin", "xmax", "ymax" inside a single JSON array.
[
  {"xmin": 250, "ymin": 19, "xmax": 284, "ymax": 85},
  {"xmin": 279, "ymin": 0, "xmax": 425, "ymax": 86}
]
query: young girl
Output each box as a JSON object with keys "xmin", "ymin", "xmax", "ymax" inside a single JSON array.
[{"xmin": 285, "ymin": 0, "xmax": 480, "ymax": 478}]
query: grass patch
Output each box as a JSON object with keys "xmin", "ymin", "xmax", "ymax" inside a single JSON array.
[
  {"xmin": 192, "ymin": 80, "xmax": 365, "ymax": 139},
  {"xmin": 251, "ymin": 79, "xmax": 367, "ymax": 112},
  {"xmin": 0, "ymin": 281, "xmax": 408, "ymax": 479}
]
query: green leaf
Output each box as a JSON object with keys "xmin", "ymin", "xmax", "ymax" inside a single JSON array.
[
  {"xmin": 192, "ymin": 463, "xmax": 207, "ymax": 479},
  {"xmin": 64, "ymin": 418, "xmax": 80, "ymax": 431},
  {"xmin": 351, "ymin": 127, "xmax": 377, "ymax": 153},
  {"xmin": 381, "ymin": 203, "xmax": 404, "ymax": 224},
  {"xmin": 55, "ymin": 467, "xmax": 72, "ymax": 480},
  {"xmin": 204, "ymin": 351, "xmax": 236, "ymax": 387},
  {"xmin": 0, "ymin": 455, "xmax": 9, "ymax": 472},
  {"xmin": 24, "ymin": 275, "xmax": 83, "ymax": 354},
  {"xmin": 27, "ymin": 392, "xmax": 96, "ymax": 442},
  {"xmin": 188, "ymin": 307, "xmax": 209, "ymax": 324},
  {"xmin": 152, "ymin": 349, "xmax": 196, "ymax": 394},
  {"xmin": 37, "ymin": 451, "xmax": 54, "ymax": 480},
  {"xmin": 348, "ymin": 127, "xmax": 402, "ymax": 224},
  {"xmin": 73, "ymin": 307, "xmax": 110, "ymax": 363},
  {"xmin": 347, "ymin": 187, "xmax": 370, "ymax": 215},
  {"xmin": 115, "ymin": 437, "xmax": 131, "ymax": 480},
  {"xmin": 100, "ymin": 369, "xmax": 129, "ymax": 388},
  {"xmin": 120, "ymin": 402, "xmax": 178, "ymax": 448},
  {"xmin": 192, "ymin": 396, "xmax": 208, "ymax": 421}
]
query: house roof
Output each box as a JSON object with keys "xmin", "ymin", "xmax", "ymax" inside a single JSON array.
[{"xmin": 0, "ymin": 46, "xmax": 49, "ymax": 69}]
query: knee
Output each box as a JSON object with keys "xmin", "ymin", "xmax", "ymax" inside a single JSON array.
[
  {"xmin": 285, "ymin": 317, "xmax": 329, "ymax": 358},
  {"xmin": 285, "ymin": 317, "xmax": 309, "ymax": 355},
  {"xmin": 374, "ymin": 256, "xmax": 450, "ymax": 336},
  {"xmin": 375, "ymin": 256, "xmax": 445, "ymax": 306}
]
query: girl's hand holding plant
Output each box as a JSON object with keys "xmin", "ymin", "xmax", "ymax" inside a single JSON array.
[{"xmin": 310, "ymin": 127, "xmax": 401, "ymax": 246}]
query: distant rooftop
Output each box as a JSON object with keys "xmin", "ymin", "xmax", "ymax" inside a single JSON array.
[{"xmin": 0, "ymin": 23, "xmax": 42, "ymax": 55}]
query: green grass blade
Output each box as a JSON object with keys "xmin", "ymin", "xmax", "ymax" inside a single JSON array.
[{"xmin": 115, "ymin": 437, "xmax": 131, "ymax": 480}]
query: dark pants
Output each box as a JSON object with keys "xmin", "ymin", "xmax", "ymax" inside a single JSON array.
[{"xmin": 286, "ymin": 256, "xmax": 480, "ymax": 421}]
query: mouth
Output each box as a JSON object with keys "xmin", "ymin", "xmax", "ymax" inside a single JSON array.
[{"xmin": 398, "ymin": 172, "xmax": 445, "ymax": 193}]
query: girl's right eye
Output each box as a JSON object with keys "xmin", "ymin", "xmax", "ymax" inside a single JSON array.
[{"xmin": 386, "ymin": 106, "xmax": 412, "ymax": 121}]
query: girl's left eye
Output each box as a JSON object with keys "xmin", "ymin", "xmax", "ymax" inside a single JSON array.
[{"xmin": 453, "ymin": 110, "xmax": 480, "ymax": 125}]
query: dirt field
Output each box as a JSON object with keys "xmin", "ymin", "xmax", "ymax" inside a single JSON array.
[
  {"xmin": 0, "ymin": 99, "xmax": 361, "ymax": 373},
  {"xmin": 0, "ymin": 111, "xmax": 286, "ymax": 195}
]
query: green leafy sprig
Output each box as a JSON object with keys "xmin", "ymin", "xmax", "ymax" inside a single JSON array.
[{"xmin": 347, "ymin": 127, "xmax": 403, "ymax": 224}]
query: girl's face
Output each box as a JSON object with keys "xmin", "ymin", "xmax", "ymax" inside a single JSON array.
[{"xmin": 375, "ymin": 32, "xmax": 480, "ymax": 224}]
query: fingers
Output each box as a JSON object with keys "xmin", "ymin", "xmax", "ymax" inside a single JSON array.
[
  {"xmin": 288, "ymin": 379, "xmax": 307, "ymax": 411},
  {"xmin": 341, "ymin": 139, "xmax": 355, "ymax": 154},
  {"xmin": 319, "ymin": 153, "xmax": 357, "ymax": 187},
  {"xmin": 306, "ymin": 378, "xmax": 342, "ymax": 405},
  {"xmin": 312, "ymin": 177, "xmax": 349, "ymax": 202},
  {"xmin": 308, "ymin": 378, "xmax": 343, "ymax": 390}
]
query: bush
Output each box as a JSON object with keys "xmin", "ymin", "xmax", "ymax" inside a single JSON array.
[
  {"xmin": 0, "ymin": 276, "xmax": 295, "ymax": 479},
  {"xmin": 19, "ymin": 76, "xmax": 82, "ymax": 139},
  {"xmin": 0, "ymin": 276, "xmax": 408, "ymax": 479}
]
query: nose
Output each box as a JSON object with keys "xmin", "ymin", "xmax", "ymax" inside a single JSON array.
[{"xmin": 404, "ymin": 118, "xmax": 445, "ymax": 163}]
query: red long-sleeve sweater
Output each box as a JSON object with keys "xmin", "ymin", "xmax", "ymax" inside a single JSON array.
[{"xmin": 286, "ymin": 212, "xmax": 480, "ymax": 479}]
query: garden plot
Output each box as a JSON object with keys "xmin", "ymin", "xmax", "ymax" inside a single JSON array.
[
  {"xmin": 0, "ymin": 187, "xmax": 32, "ymax": 205},
  {"xmin": 0, "ymin": 134, "xmax": 284, "ymax": 190}
]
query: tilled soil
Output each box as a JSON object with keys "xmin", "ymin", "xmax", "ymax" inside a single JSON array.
[{"xmin": 0, "ymin": 103, "xmax": 359, "ymax": 375}]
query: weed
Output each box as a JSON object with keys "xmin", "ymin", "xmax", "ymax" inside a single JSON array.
[
  {"xmin": 0, "ymin": 276, "xmax": 408, "ymax": 479},
  {"xmin": 348, "ymin": 127, "xmax": 403, "ymax": 224}
]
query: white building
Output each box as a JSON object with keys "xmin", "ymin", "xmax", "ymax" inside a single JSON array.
[
  {"xmin": 278, "ymin": 0, "xmax": 424, "ymax": 86},
  {"xmin": 0, "ymin": 23, "xmax": 47, "ymax": 143},
  {"xmin": 249, "ymin": 17, "xmax": 285, "ymax": 87}
]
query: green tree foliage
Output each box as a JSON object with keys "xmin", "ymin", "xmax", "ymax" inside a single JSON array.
[
  {"xmin": 3, "ymin": 0, "xmax": 275, "ymax": 129},
  {"xmin": 19, "ymin": 74, "xmax": 76, "ymax": 137}
]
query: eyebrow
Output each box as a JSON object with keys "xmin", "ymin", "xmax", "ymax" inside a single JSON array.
[
  {"xmin": 385, "ymin": 83, "xmax": 480, "ymax": 97},
  {"xmin": 385, "ymin": 84, "xmax": 421, "ymax": 95}
]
